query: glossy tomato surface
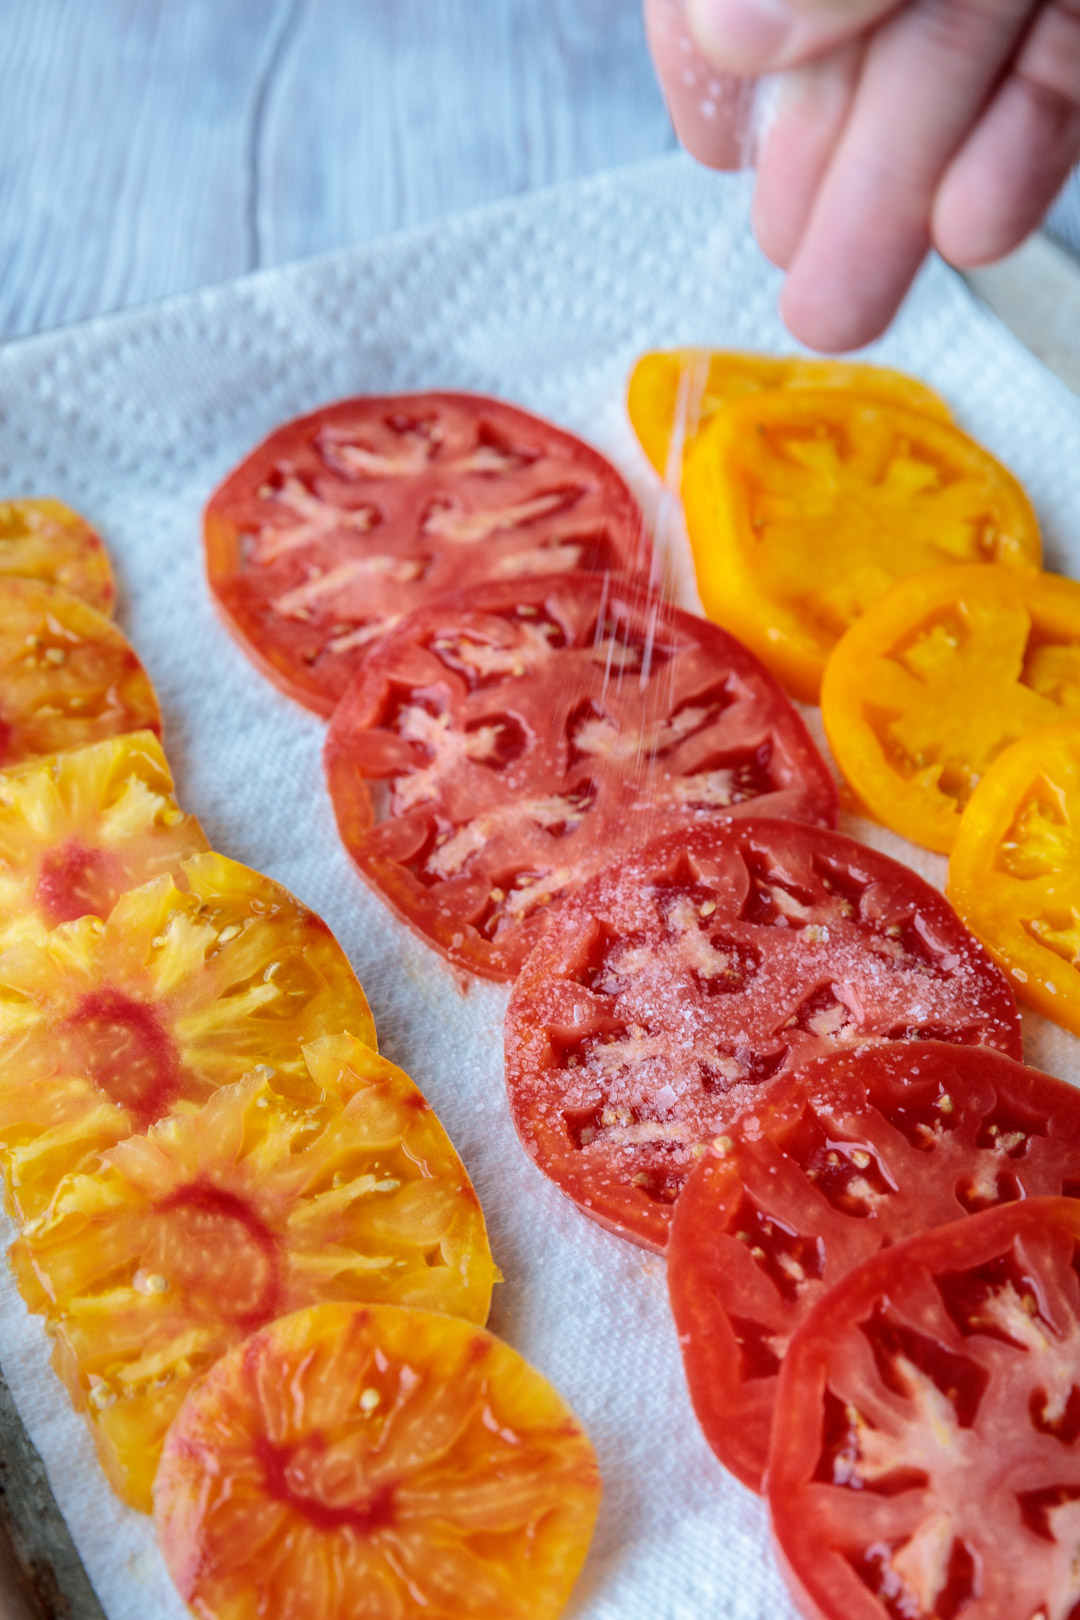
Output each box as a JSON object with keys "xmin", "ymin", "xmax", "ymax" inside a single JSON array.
[
  {"xmin": 0, "ymin": 852, "xmax": 376, "ymax": 1223},
  {"xmin": 0, "ymin": 578, "xmax": 160, "ymax": 766},
  {"xmin": 0, "ymin": 498, "xmax": 116, "ymax": 614},
  {"xmin": 325, "ymin": 574, "xmax": 836, "ymax": 981},
  {"xmin": 822, "ymin": 564, "xmax": 1080, "ymax": 853},
  {"xmin": 626, "ymin": 350, "xmax": 950, "ymax": 478},
  {"xmin": 13, "ymin": 1036, "xmax": 495, "ymax": 1510},
  {"xmin": 948, "ymin": 717, "xmax": 1080, "ymax": 1035},
  {"xmin": 684, "ymin": 396, "xmax": 1040, "ymax": 704},
  {"xmin": 0, "ymin": 732, "xmax": 207, "ymax": 951},
  {"xmin": 769, "ymin": 1197, "xmax": 1080, "ymax": 1620},
  {"xmin": 155, "ymin": 1302, "xmax": 601, "ymax": 1620},
  {"xmin": 206, "ymin": 391, "xmax": 651, "ymax": 715},
  {"xmin": 668, "ymin": 1042, "xmax": 1080, "ymax": 1492},
  {"xmin": 504, "ymin": 819, "xmax": 1021, "ymax": 1251}
]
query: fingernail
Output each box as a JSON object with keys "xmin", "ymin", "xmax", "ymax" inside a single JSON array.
[{"xmin": 686, "ymin": 0, "xmax": 794, "ymax": 72}]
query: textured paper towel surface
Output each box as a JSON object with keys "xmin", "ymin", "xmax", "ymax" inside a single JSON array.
[{"xmin": 0, "ymin": 155, "xmax": 1079, "ymax": 1619}]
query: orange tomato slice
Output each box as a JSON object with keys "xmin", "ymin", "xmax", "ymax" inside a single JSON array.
[
  {"xmin": 0, "ymin": 578, "xmax": 159, "ymax": 766},
  {"xmin": 948, "ymin": 719, "xmax": 1080, "ymax": 1032},
  {"xmin": 682, "ymin": 392, "xmax": 1041, "ymax": 703},
  {"xmin": 154, "ymin": 1302, "xmax": 601, "ymax": 1620},
  {"xmin": 0, "ymin": 498, "xmax": 116, "ymax": 615},
  {"xmin": 0, "ymin": 732, "xmax": 207, "ymax": 949},
  {"xmin": 0, "ymin": 852, "xmax": 375, "ymax": 1223},
  {"xmin": 822, "ymin": 565, "xmax": 1080, "ymax": 853},
  {"xmin": 627, "ymin": 349, "xmax": 951, "ymax": 478},
  {"xmin": 13, "ymin": 1039, "xmax": 495, "ymax": 1510}
]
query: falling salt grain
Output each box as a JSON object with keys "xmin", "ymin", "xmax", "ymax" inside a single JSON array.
[{"xmin": 359, "ymin": 1388, "xmax": 381, "ymax": 1413}]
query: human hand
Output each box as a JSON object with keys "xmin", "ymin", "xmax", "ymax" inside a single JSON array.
[{"xmin": 646, "ymin": 0, "xmax": 1080, "ymax": 351}]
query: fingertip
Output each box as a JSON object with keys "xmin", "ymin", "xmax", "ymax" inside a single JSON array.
[{"xmin": 645, "ymin": 0, "xmax": 758, "ymax": 168}]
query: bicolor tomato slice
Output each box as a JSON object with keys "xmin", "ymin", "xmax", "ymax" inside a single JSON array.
[
  {"xmin": 504, "ymin": 819, "xmax": 1021, "ymax": 1252},
  {"xmin": 13, "ymin": 1036, "xmax": 495, "ymax": 1511},
  {"xmin": 0, "ymin": 852, "xmax": 375, "ymax": 1223},
  {"xmin": 769, "ymin": 1197, "xmax": 1080, "ymax": 1620},
  {"xmin": 154, "ymin": 1302, "xmax": 601, "ymax": 1620},
  {"xmin": 325, "ymin": 574, "xmax": 836, "ymax": 981},
  {"xmin": 0, "ymin": 732, "xmax": 207, "ymax": 950},
  {"xmin": 0, "ymin": 578, "xmax": 160, "ymax": 766},
  {"xmin": 206, "ymin": 391, "xmax": 651, "ymax": 715},
  {"xmin": 668, "ymin": 1042, "xmax": 1080, "ymax": 1492},
  {"xmin": 0, "ymin": 498, "xmax": 116, "ymax": 615}
]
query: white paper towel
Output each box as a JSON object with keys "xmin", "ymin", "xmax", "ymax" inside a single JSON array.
[{"xmin": 0, "ymin": 155, "xmax": 1079, "ymax": 1620}]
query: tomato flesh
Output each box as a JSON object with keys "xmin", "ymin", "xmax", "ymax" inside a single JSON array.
[
  {"xmin": 206, "ymin": 391, "xmax": 651, "ymax": 715},
  {"xmin": 668, "ymin": 1042, "xmax": 1080, "ymax": 1491},
  {"xmin": 504, "ymin": 819, "xmax": 1021, "ymax": 1251},
  {"xmin": 769, "ymin": 1197, "xmax": 1080, "ymax": 1620},
  {"xmin": 325, "ymin": 574, "xmax": 836, "ymax": 980},
  {"xmin": 0, "ymin": 733, "xmax": 208, "ymax": 950},
  {"xmin": 0, "ymin": 498, "xmax": 116, "ymax": 614},
  {"xmin": 0, "ymin": 852, "xmax": 376, "ymax": 1223},
  {"xmin": 13, "ymin": 1038, "xmax": 495, "ymax": 1511},
  {"xmin": 0, "ymin": 578, "xmax": 159, "ymax": 766},
  {"xmin": 154, "ymin": 1303, "xmax": 601, "ymax": 1620}
]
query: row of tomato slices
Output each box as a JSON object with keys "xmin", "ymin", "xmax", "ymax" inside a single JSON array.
[
  {"xmin": 0, "ymin": 505, "xmax": 602, "ymax": 1619},
  {"xmin": 203, "ymin": 370, "xmax": 1080, "ymax": 1620}
]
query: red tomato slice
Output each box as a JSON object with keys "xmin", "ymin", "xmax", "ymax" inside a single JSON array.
[
  {"xmin": 668, "ymin": 1041, "xmax": 1080, "ymax": 1493},
  {"xmin": 205, "ymin": 392, "xmax": 652, "ymax": 715},
  {"xmin": 324, "ymin": 575, "xmax": 837, "ymax": 981},
  {"xmin": 503, "ymin": 819, "xmax": 1021, "ymax": 1252},
  {"xmin": 769, "ymin": 1196, "xmax": 1080, "ymax": 1620}
]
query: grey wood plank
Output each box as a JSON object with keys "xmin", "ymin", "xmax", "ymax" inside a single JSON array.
[
  {"xmin": 258, "ymin": 0, "xmax": 675, "ymax": 263},
  {"xmin": 0, "ymin": 0, "xmax": 294, "ymax": 340}
]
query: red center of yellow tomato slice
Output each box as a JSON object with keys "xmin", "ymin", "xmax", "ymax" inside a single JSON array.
[{"xmin": 61, "ymin": 987, "xmax": 183, "ymax": 1128}]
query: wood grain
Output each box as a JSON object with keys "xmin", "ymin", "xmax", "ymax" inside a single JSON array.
[{"xmin": 0, "ymin": 0, "xmax": 675, "ymax": 342}]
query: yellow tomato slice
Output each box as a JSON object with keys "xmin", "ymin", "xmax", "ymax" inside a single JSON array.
[
  {"xmin": 822, "ymin": 565, "xmax": 1080, "ymax": 853},
  {"xmin": 0, "ymin": 732, "xmax": 207, "ymax": 950},
  {"xmin": 13, "ymin": 1040, "xmax": 495, "ymax": 1510},
  {"xmin": 627, "ymin": 349, "xmax": 951, "ymax": 478},
  {"xmin": 0, "ymin": 578, "xmax": 159, "ymax": 765},
  {"xmin": 947, "ymin": 719, "xmax": 1080, "ymax": 1032},
  {"xmin": 155, "ymin": 1302, "xmax": 601, "ymax": 1620},
  {"xmin": 0, "ymin": 852, "xmax": 376, "ymax": 1223},
  {"xmin": 0, "ymin": 498, "xmax": 116, "ymax": 615},
  {"xmin": 682, "ymin": 392, "xmax": 1041, "ymax": 703}
]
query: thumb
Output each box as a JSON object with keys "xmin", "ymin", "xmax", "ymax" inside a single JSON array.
[{"xmin": 686, "ymin": 0, "xmax": 904, "ymax": 73}]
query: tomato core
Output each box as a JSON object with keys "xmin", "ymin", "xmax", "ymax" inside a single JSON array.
[
  {"xmin": 35, "ymin": 840, "xmax": 118, "ymax": 926},
  {"xmin": 255, "ymin": 1435, "xmax": 398, "ymax": 1534},
  {"xmin": 152, "ymin": 1184, "xmax": 280, "ymax": 1329},
  {"xmin": 62, "ymin": 987, "xmax": 182, "ymax": 1128}
]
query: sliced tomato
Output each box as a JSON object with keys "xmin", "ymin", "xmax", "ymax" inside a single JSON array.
[
  {"xmin": 13, "ymin": 1037, "xmax": 495, "ymax": 1511},
  {"xmin": 947, "ymin": 717, "xmax": 1080, "ymax": 1034},
  {"xmin": 324, "ymin": 574, "xmax": 836, "ymax": 981},
  {"xmin": 154, "ymin": 1302, "xmax": 601, "ymax": 1620},
  {"xmin": 626, "ymin": 350, "xmax": 951, "ymax": 479},
  {"xmin": 0, "ymin": 732, "xmax": 208, "ymax": 950},
  {"xmin": 503, "ymin": 819, "xmax": 1021, "ymax": 1252},
  {"xmin": 0, "ymin": 852, "xmax": 376, "ymax": 1224},
  {"xmin": 769, "ymin": 1196, "xmax": 1080, "ymax": 1620},
  {"xmin": 206, "ymin": 392, "xmax": 651, "ymax": 716},
  {"xmin": 668, "ymin": 1041, "xmax": 1080, "ymax": 1493},
  {"xmin": 822, "ymin": 564, "xmax": 1080, "ymax": 853},
  {"xmin": 0, "ymin": 498, "xmax": 116, "ymax": 614},
  {"xmin": 0, "ymin": 578, "xmax": 160, "ymax": 767}
]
